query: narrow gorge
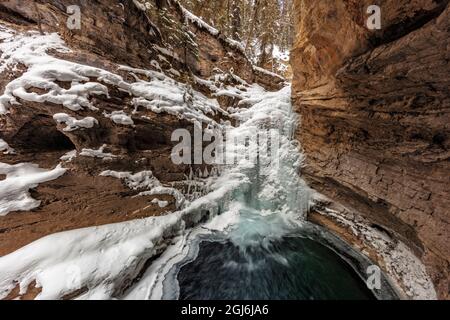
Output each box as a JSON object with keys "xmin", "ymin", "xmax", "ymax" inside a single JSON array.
[{"xmin": 0, "ymin": 0, "xmax": 448, "ymax": 301}]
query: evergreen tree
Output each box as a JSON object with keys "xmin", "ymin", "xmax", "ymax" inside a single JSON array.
[{"xmin": 178, "ymin": 0, "xmax": 294, "ymax": 68}]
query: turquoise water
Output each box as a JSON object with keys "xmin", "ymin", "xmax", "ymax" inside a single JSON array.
[{"xmin": 177, "ymin": 235, "xmax": 375, "ymax": 300}]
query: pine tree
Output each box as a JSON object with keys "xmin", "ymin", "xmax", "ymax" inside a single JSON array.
[{"xmin": 178, "ymin": 0, "xmax": 294, "ymax": 70}]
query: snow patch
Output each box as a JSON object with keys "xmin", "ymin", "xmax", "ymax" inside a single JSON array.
[
  {"xmin": 99, "ymin": 170, "xmax": 160, "ymax": 190},
  {"xmin": 53, "ymin": 113, "xmax": 98, "ymax": 131},
  {"xmin": 60, "ymin": 150, "xmax": 77, "ymax": 162},
  {"xmin": 0, "ymin": 163, "xmax": 66, "ymax": 216},
  {"xmin": 100, "ymin": 170, "xmax": 186, "ymax": 209},
  {"xmin": 253, "ymin": 65, "xmax": 285, "ymax": 81},
  {"xmin": 0, "ymin": 138, "xmax": 15, "ymax": 154},
  {"xmin": 151, "ymin": 198, "xmax": 169, "ymax": 208},
  {"xmin": 79, "ymin": 145, "xmax": 116, "ymax": 160},
  {"xmin": 103, "ymin": 111, "xmax": 134, "ymax": 126}
]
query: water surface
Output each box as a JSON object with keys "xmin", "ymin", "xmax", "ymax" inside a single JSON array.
[{"xmin": 178, "ymin": 236, "xmax": 375, "ymax": 300}]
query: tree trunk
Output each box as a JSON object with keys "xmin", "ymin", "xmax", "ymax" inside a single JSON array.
[
  {"xmin": 245, "ymin": 0, "xmax": 260, "ymax": 51},
  {"xmin": 231, "ymin": 0, "xmax": 242, "ymax": 41}
]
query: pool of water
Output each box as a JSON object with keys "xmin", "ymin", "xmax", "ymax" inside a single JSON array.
[{"xmin": 177, "ymin": 236, "xmax": 376, "ymax": 300}]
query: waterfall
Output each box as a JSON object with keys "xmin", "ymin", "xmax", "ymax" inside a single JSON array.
[
  {"xmin": 123, "ymin": 85, "xmax": 314, "ymax": 300},
  {"xmin": 217, "ymin": 85, "xmax": 311, "ymax": 250}
]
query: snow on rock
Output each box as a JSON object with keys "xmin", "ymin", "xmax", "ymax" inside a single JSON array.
[
  {"xmin": 0, "ymin": 27, "xmax": 107, "ymax": 113},
  {"xmin": 53, "ymin": 113, "xmax": 98, "ymax": 131},
  {"xmin": 253, "ymin": 65, "xmax": 285, "ymax": 81},
  {"xmin": 273, "ymin": 46, "xmax": 290, "ymax": 62},
  {"xmin": 79, "ymin": 145, "xmax": 116, "ymax": 160},
  {"xmin": 310, "ymin": 193, "xmax": 437, "ymax": 300},
  {"xmin": 177, "ymin": 3, "xmax": 247, "ymax": 55},
  {"xmin": 0, "ymin": 163, "xmax": 66, "ymax": 216},
  {"xmin": 151, "ymin": 198, "xmax": 169, "ymax": 208},
  {"xmin": 0, "ymin": 25, "xmax": 227, "ymax": 126},
  {"xmin": 60, "ymin": 150, "xmax": 77, "ymax": 162},
  {"xmin": 0, "ymin": 138, "xmax": 15, "ymax": 154},
  {"xmin": 132, "ymin": 0, "xmax": 148, "ymax": 12},
  {"xmin": 138, "ymin": 186, "xmax": 185, "ymax": 210},
  {"xmin": 119, "ymin": 65, "xmax": 224, "ymax": 125},
  {"xmin": 167, "ymin": 68, "xmax": 181, "ymax": 77},
  {"xmin": 0, "ymin": 212, "xmax": 183, "ymax": 300},
  {"xmin": 99, "ymin": 170, "xmax": 160, "ymax": 190},
  {"xmin": 100, "ymin": 170, "xmax": 186, "ymax": 209},
  {"xmin": 152, "ymin": 45, "xmax": 182, "ymax": 63},
  {"xmin": 178, "ymin": 5, "xmax": 219, "ymax": 36},
  {"xmin": 103, "ymin": 111, "xmax": 134, "ymax": 126},
  {"xmin": 0, "ymin": 26, "xmax": 66, "ymax": 75}
]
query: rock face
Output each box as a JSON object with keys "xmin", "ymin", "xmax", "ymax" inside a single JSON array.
[
  {"xmin": 0, "ymin": 0, "xmax": 283, "ymax": 260},
  {"xmin": 291, "ymin": 0, "xmax": 449, "ymax": 298}
]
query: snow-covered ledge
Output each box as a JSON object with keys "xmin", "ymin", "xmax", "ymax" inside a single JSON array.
[{"xmin": 308, "ymin": 192, "xmax": 437, "ymax": 300}]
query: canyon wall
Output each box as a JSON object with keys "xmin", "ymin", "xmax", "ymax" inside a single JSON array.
[{"xmin": 291, "ymin": 0, "xmax": 449, "ymax": 298}]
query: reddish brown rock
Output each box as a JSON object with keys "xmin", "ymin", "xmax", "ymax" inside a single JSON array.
[{"xmin": 292, "ymin": 0, "xmax": 450, "ymax": 299}]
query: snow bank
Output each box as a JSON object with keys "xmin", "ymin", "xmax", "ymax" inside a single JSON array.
[
  {"xmin": 273, "ymin": 46, "xmax": 290, "ymax": 62},
  {"xmin": 0, "ymin": 213, "xmax": 183, "ymax": 300},
  {"xmin": 0, "ymin": 27, "xmax": 107, "ymax": 113},
  {"xmin": 0, "ymin": 163, "xmax": 66, "ymax": 216},
  {"xmin": 120, "ymin": 65, "xmax": 225, "ymax": 125}
]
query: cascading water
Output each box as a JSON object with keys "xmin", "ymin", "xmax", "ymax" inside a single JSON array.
[{"xmin": 124, "ymin": 85, "xmax": 394, "ymax": 300}]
